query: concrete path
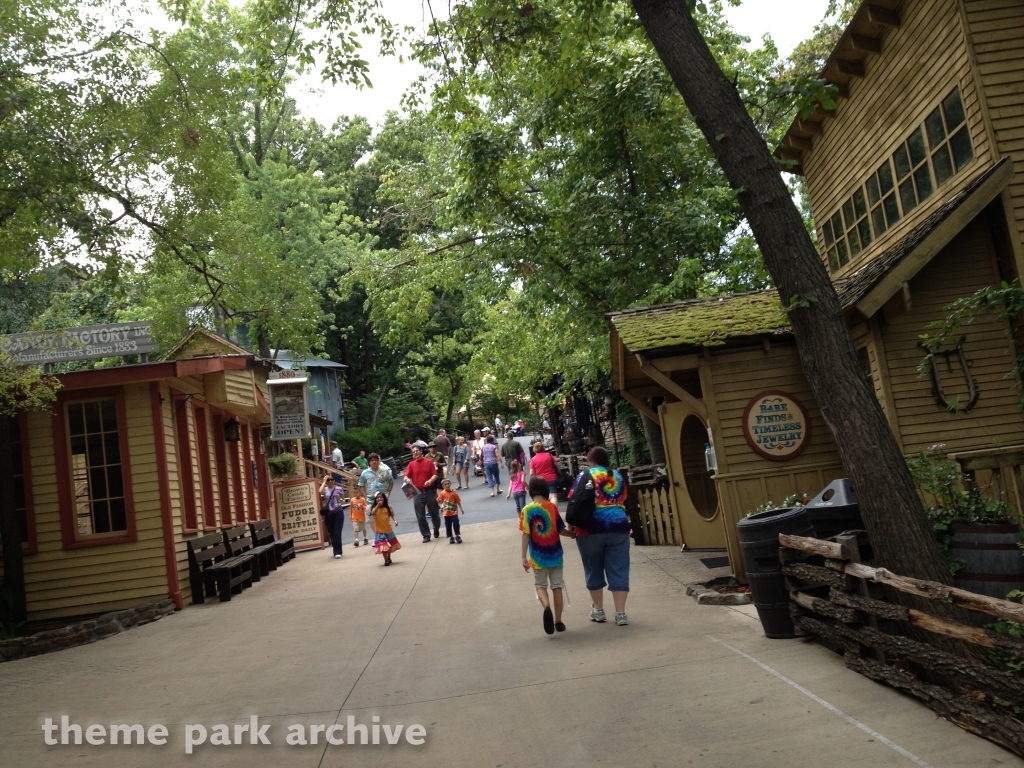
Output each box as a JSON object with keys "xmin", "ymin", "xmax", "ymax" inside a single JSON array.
[{"xmin": 2, "ymin": 499, "xmax": 1021, "ymax": 767}]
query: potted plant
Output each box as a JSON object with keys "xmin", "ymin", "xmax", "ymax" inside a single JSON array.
[
  {"xmin": 908, "ymin": 445, "xmax": 1023, "ymax": 598},
  {"xmin": 266, "ymin": 452, "xmax": 299, "ymax": 481}
]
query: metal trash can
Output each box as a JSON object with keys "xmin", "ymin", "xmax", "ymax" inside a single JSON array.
[
  {"xmin": 736, "ymin": 506, "xmax": 815, "ymax": 638},
  {"xmin": 805, "ymin": 479, "xmax": 864, "ymax": 539}
]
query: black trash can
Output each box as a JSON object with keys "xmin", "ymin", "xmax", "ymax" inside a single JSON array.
[
  {"xmin": 737, "ymin": 506, "xmax": 815, "ymax": 638},
  {"xmin": 805, "ymin": 479, "xmax": 863, "ymax": 539}
]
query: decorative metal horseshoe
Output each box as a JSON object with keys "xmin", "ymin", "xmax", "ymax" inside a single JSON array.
[{"xmin": 920, "ymin": 336, "xmax": 978, "ymax": 412}]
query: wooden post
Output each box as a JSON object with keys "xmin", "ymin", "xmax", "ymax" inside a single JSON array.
[{"xmin": 836, "ymin": 532, "xmax": 885, "ymax": 663}]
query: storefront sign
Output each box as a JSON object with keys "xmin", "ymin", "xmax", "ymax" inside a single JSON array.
[
  {"xmin": 742, "ymin": 390, "xmax": 811, "ymax": 461},
  {"xmin": 0, "ymin": 322, "xmax": 156, "ymax": 365},
  {"xmin": 273, "ymin": 478, "xmax": 323, "ymax": 551},
  {"xmin": 268, "ymin": 376, "xmax": 310, "ymax": 440}
]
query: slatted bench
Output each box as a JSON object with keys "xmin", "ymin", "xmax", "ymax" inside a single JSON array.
[
  {"xmin": 187, "ymin": 532, "xmax": 254, "ymax": 604},
  {"xmin": 222, "ymin": 525, "xmax": 278, "ymax": 581},
  {"xmin": 249, "ymin": 519, "xmax": 295, "ymax": 566}
]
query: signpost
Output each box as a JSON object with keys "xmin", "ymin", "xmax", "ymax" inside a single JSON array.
[
  {"xmin": 742, "ymin": 390, "xmax": 811, "ymax": 461},
  {"xmin": 268, "ymin": 369, "xmax": 310, "ymax": 441},
  {"xmin": 272, "ymin": 477, "xmax": 324, "ymax": 551},
  {"xmin": 0, "ymin": 322, "xmax": 156, "ymax": 365}
]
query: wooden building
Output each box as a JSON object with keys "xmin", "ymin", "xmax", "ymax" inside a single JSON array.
[
  {"xmin": 610, "ymin": 0, "xmax": 1024, "ymax": 579},
  {"xmin": 1, "ymin": 330, "xmax": 276, "ymax": 622}
]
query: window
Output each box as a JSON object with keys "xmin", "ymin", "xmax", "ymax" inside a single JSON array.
[
  {"xmin": 925, "ymin": 89, "xmax": 973, "ymax": 187},
  {"xmin": 1, "ymin": 415, "xmax": 33, "ymax": 552},
  {"xmin": 67, "ymin": 399, "xmax": 127, "ymax": 537},
  {"xmin": 193, "ymin": 402, "xmax": 217, "ymax": 529},
  {"xmin": 173, "ymin": 397, "xmax": 198, "ymax": 532},
  {"xmin": 211, "ymin": 410, "xmax": 232, "ymax": 527},
  {"xmin": 818, "ymin": 87, "xmax": 974, "ymax": 274}
]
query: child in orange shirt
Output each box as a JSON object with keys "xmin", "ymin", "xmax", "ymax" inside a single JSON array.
[
  {"xmin": 350, "ymin": 487, "xmax": 369, "ymax": 547},
  {"xmin": 437, "ymin": 479, "xmax": 465, "ymax": 544}
]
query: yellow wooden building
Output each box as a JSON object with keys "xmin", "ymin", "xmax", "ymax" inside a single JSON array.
[
  {"xmin": 1, "ymin": 330, "xmax": 276, "ymax": 622},
  {"xmin": 610, "ymin": 0, "xmax": 1024, "ymax": 579}
]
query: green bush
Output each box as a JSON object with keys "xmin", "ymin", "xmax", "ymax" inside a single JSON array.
[
  {"xmin": 266, "ymin": 452, "xmax": 298, "ymax": 479},
  {"xmin": 334, "ymin": 422, "xmax": 406, "ymax": 459}
]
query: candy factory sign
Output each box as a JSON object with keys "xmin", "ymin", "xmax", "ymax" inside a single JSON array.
[
  {"xmin": 742, "ymin": 390, "xmax": 811, "ymax": 461},
  {"xmin": 1, "ymin": 323, "xmax": 156, "ymax": 365}
]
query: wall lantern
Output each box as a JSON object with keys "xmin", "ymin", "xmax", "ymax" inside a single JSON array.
[{"xmin": 223, "ymin": 417, "xmax": 241, "ymax": 443}]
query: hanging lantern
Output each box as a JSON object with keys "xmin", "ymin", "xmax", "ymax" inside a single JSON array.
[{"xmin": 223, "ymin": 417, "xmax": 241, "ymax": 442}]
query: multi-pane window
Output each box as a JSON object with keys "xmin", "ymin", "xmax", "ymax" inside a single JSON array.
[
  {"xmin": 925, "ymin": 89, "xmax": 973, "ymax": 187},
  {"xmin": 67, "ymin": 399, "xmax": 127, "ymax": 537},
  {"xmin": 819, "ymin": 87, "xmax": 974, "ymax": 274}
]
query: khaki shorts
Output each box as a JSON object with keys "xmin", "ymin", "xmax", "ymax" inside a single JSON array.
[
  {"xmin": 352, "ymin": 520, "xmax": 367, "ymax": 533},
  {"xmin": 533, "ymin": 566, "xmax": 565, "ymax": 590}
]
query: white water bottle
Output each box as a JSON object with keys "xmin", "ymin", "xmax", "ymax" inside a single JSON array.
[{"xmin": 704, "ymin": 443, "xmax": 717, "ymax": 472}]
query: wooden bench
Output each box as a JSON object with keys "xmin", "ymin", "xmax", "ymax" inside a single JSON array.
[
  {"xmin": 222, "ymin": 525, "xmax": 278, "ymax": 581},
  {"xmin": 249, "ymin": 519, "xmax": 295, "ymax": 566},
  {"xmin": 187, "ymin": 533, "xmax": 254, "ymax": 604}
]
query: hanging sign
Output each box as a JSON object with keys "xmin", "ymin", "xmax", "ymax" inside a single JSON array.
[
  {"xmin": 268, "ymin": 375, "xmax": 310, "ymax": 440},
  {"xmin": 742, "ymin": 390, "xmax": 811, "ymax": 461},
  {"xmin": 1, "ymin": 322, "xmax": 156, "ymax": 365},
  {"xmin": 273, "ymin": 477, "xmax": 324, "ymax": 551}
]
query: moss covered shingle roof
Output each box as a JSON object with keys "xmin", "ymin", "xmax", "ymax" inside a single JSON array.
[{"xmin": 609, "ymin": 290, "xmax": 788, "ymax": 353}]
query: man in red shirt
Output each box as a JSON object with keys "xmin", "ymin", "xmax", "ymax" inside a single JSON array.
[{"xmin": 405, "ymin": 445, "xmax": 441, "ymax": 542}]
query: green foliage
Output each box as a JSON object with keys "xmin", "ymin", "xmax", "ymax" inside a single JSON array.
[
  {"xmin": 332, "ymin": 423, "xmax": 405, "ymax": 460},
  {"xmin": 615, "ymin": 397, "xmax": 651, "ymax": 467},
  {"xmin": 747, "ymin": 492, "xmax": 810, "ymax": 517},
  {"xmin": 265, "ymin": 452, "xmax": 298, "ymax": 479},
  {"xmin": 907, "ymin": 445, "xmax": 1018, "ymax": 574}
]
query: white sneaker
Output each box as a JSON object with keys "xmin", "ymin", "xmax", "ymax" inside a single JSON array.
[
  {"xmin": 590, "ymin": 607, "xmax": 607, "ymax": 623},
  {"xmin": 615, "ymin": 612, "xmax": 629, "ymax": 626},
  {"xmin": 334, "ymin": 554, "xmax": 341, "ymax": 559}
]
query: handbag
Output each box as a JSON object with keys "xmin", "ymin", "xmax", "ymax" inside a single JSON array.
[
  {"xmin": 321, "ymin": 487, "xmax": 339, "ymax": 517},
  {"xmin": 565, "ymin": 470, "xmax": 596, "ymax": 528}
]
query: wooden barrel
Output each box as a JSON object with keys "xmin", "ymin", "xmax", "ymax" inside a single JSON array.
[{"xmin": 950, "ymin": 523, "xmax": 1024, "ymax": 599}]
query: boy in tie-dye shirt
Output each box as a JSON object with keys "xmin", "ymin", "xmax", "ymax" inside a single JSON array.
[{"xmin": 521, "ymin": 477, "xmax": 575, "ymax": 635}]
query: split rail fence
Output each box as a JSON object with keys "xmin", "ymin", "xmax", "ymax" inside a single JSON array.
[{"xmin": 781, "ymin": 532, "xmax": 1024, "ymax": 756}]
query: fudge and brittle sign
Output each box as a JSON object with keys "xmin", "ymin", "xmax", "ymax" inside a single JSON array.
[
  {"xmin": 273, "ymin": 478, "xmax": 324, "ymax": 551},
  {"xmin": 742, "ymin": 391, "xmax": 811, "ymax": 461}
]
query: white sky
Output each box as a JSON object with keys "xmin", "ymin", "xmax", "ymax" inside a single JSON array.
[{"xmin": 291, "ymin": 0, "xmax": 835, "ymax": 130}]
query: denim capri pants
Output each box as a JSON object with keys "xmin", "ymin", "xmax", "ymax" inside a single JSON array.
[{"xmin": 575, "ymin": 532, "xmax": 630, "ymax": 592}]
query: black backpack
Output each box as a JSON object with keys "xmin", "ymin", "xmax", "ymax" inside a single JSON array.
[{"xmin": 565, "ymin": 470, "xmax": 596, "ymax": 528}]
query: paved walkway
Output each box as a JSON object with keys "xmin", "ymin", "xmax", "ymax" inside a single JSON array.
[{"xmin": 2, "ymin": 480, "xmax": 1021, "ymax": 767}]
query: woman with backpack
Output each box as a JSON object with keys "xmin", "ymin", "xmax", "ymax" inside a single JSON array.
[{"xmin": 565, "ymin": 446, "xmax": 630, "ymax": 626}]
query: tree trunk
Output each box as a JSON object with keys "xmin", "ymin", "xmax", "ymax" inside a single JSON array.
[
  {"xmin": 445, "ymin": 398, "xmax": 455, "ymax": 428},
  {"xmin": 632, "ymin": 0, "xmax": 952, "ymax": 587},
  {"xmin": 0, "ymin": 415, "xmax": 28, "ymax": 632},
  {"xmin": 640, "ymin": 409, "xmax": 667, "ymax": 466}
]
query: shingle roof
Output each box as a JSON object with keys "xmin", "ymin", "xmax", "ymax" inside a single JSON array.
[{"xmin": 609, "ymin": 291, "xmax": 788, "ymax": 354}]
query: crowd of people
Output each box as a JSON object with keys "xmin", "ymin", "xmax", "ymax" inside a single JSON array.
[{"xmin": 317, "ymin": 427, "xmax": 631, "ymax": 635}]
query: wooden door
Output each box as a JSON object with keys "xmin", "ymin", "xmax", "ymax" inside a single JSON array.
[{"xmin": 660, "ymin": 401, "xmax": 727, "ymax": 549}]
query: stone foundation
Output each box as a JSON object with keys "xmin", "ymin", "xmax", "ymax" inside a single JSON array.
[{"xmin": 0, "ymin": 599, "xmax": 176, "ymax": 662}]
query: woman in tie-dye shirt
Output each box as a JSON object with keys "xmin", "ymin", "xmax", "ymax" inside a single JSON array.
[{"xmin": 567, "ymin": 447, "xmax": 631, "ymax": 626}]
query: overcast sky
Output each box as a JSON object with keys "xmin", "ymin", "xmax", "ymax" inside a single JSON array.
[{"xmin": 289, "ymin": 0, "xmax": 834, "ymax": 130}]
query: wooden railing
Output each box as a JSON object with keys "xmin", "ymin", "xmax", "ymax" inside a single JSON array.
[
  {"xmin": 949, "ymin": 443, "xmax": 1024, "ymax": 514},
  {"xmin": 781, "ymin": 532, "xmax": 1024, "ymax": 757},
  {"xmin": 303, "ymin": 459, "xmax": 359, "ymax": 497}
]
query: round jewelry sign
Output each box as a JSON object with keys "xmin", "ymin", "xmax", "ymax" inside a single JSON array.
[{"xmin": 742, "ymin": 390, "xmax": 811, "ymax": 461}]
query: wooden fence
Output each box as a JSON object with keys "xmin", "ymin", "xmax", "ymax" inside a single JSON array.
[
  {"xmin": 626, "ymin": 464, "xmax": 682, "ymax": 547},
  {"xmin": 781, "ymin": 532, "xmax": 1024, "ymax": 757}
]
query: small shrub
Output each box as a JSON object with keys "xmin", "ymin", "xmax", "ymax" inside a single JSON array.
[
  {"xmin": 266, "ymin": 452, "xmax": 298, "ymax": 479},
  {"xmin": 746, "ymin": 492, "xmax": 810, "ymax": 517},
  {"xmin": 907, "ymin": 445, "xmax": 1018, "ymax": 575},
  {"xmin": 333, "ymin": 422, "xmax": 406, "ymax": 459}
]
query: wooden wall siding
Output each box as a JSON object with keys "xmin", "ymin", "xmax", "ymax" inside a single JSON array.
[
  {"xmin": 708, "ymin": 345, "xmax": 842, "ymax": 477},
  {"xmin": 804, "ymin": 0, "xmax": 993, "ymax": 274},
  {"xmin": 880, "ymin": 217, "xmax": 1024, "ymax": 453},
  {"xmin": 193, "ymin": 403, "xmax": 217, "ymax": 529},
  {"xmin": 19, "ymin": 385, "xmax": 168, "ymax": 621},
  {"xmin": 963, "ymin": 0, "xmax": 1024, "ymax": 259},
  {"xmin": 224, "ymin": 369, "xmax": 256, "ymax": 408}
]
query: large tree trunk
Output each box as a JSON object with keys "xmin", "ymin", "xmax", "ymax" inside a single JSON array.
[
  {"xmin": 632, "ymin": 0, "xmax": 952, "ymax": 587},
  {"xmin": 0, "ymin": 416, "xmax": 28, "ymax": 632},
  {"xmin": 640, "ymin": 410, "xmax": 666, "ymax": 465}
]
